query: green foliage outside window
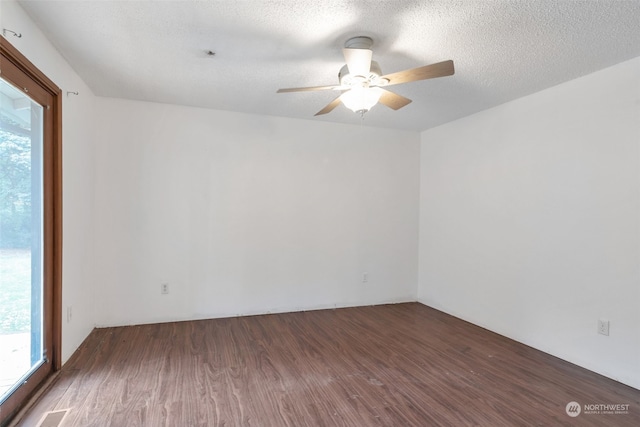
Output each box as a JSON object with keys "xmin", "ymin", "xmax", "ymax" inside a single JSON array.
[{"xmin": 0, "ymin": 128, "xmax": 31, "ymax": 248}]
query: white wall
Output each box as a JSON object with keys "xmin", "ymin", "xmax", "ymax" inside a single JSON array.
[
  {"xmin": 419, "ymin": 57, "xmax": 640, "ymax": 389},
  {"xmin": 1, "ymin": 0, "xmax": 97, "ymax": 362},
  {"xmin": 93, "ymin": 98, "xmax": 420, "ymax": 326}
]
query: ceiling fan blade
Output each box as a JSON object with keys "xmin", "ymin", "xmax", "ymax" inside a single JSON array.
[
  {"xmin": 378, "ymin": 89, "xmax": 412, "ymax": 110},
  {"xmin": 314, "ymin": 95, "xmax": 343, "ymax": 116},
  {"xmin": 277, "ymin": 84, "xmax": 341, "ymax": 93},
  {"xmin": 381, "ymin": 60, "xmax": 454, "ymax": 86},
  {"xmin": 343, "ymin": 48, "xmax": 372, "ymax": 77}
]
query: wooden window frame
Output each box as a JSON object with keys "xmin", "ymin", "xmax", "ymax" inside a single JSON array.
[{"xmin": 0, "ymin": 36, "xmax": 62, "ymax": 425}]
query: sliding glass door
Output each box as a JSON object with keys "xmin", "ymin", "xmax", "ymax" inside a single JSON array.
[
  {"xmin": 0, "ymin": 37, "xmax": 61, "ymax": 425},
  {"xmin": 0, "ymin": 75, "xmax": 45, "ymax": 404}
]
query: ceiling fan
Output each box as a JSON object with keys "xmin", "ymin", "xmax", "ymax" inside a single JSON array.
[{"xmin": 277, "ymin": 36, "xmax": 455, "ymax": 117}]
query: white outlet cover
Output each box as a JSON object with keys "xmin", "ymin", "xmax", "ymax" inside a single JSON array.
[{"xmin": 598, "ymin": 319, "xmax": 610, "ymax": 336}]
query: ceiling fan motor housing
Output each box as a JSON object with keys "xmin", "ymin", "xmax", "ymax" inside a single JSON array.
[{"xmin": 339, "ymin": 61, "xmax": 384, "ymax": 87}]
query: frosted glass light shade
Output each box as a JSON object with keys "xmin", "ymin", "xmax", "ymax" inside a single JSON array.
[{"xmin": 340, "ymin": 87, "xmax": 383, "ymax": 113}]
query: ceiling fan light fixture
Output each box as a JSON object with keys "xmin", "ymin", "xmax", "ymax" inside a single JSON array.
[
  {"xmin": 340, "ymin": 86, "xmax": 383, "ymax": 114},
  {"xmin": 276, "ymin": 34, "xmax": 454, "ymax": 118}
]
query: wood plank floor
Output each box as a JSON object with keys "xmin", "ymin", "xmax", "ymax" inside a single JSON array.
[{"xmin": 14, "ymin": 303, "xmax": 640, "ymax": 426}]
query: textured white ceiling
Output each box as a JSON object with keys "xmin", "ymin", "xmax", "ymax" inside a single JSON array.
[{"xmin": 15, "ymin": 0, "xmax": 640, "ymax": 131}]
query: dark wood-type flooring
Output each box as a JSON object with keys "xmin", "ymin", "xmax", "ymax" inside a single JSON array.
[{"xmin": 15, "ymin": 303, "xmax": 640, "ymax": 426}]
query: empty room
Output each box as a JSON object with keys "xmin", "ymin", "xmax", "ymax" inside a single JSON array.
[{"xmin": 1, "ymin": 0, "xmax": 639, "ymax": 426}]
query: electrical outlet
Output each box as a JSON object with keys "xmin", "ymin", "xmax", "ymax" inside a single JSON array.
[
  {"xmin": 598, "ymin": 319, "xmax": 609, "ymax": 336},
  {"xmin": 362, "ymin": 273, "xmax": 368, "ymax": 283},
  {"xmin": 66, "ymin": 306, "xmax": 72, "ymax": 323},
  {"xmin": 161, "ymin": 283, "xmax": 169, "ymax": 295}
]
